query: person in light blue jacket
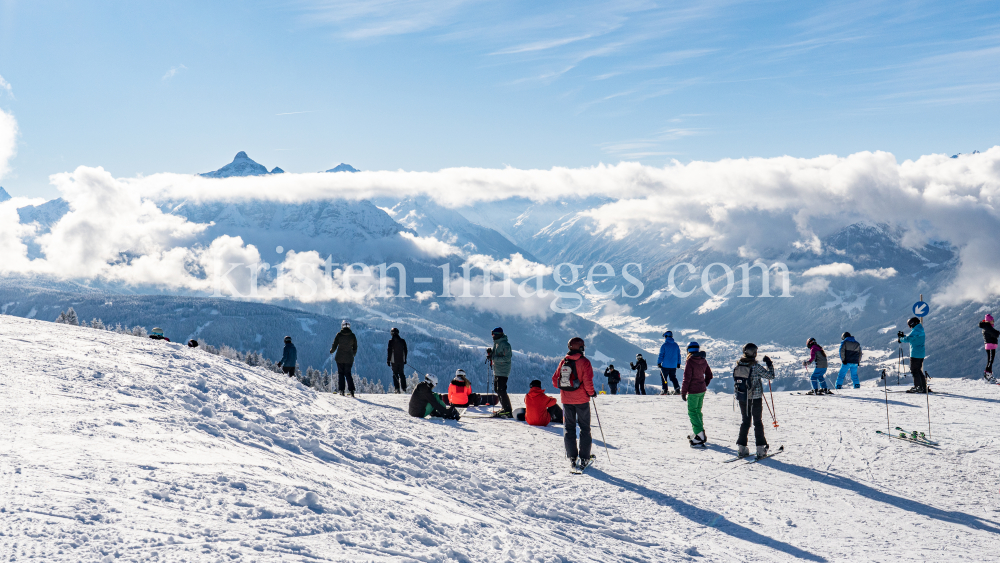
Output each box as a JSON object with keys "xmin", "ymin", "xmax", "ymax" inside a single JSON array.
[
  {"xmin": 657, "ymin": 331, "xmax": 682, "ymax": 395},
  {"xmin": 898, "ymin": 317, "xmax": 928, "ymax": 393}
]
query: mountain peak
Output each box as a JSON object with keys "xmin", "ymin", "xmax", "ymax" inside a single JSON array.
[
  {"xmin": 201, "ymin": 152, "xmax": 273, "ymax": 178},
  {"xmin": 270, "ymin": 167, "xmax": 284, "ymax": 174},
  {"xmin": 326, "ymin": 163, "xmax": 359, "ymax": 173},
  {"xmin": 0, "ymin": 186, "xmax": 10, "ymax": 203}
]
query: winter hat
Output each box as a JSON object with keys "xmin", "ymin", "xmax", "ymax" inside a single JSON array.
[
  {"xmin": 284, "ymin": 336, "xmax": 292, "ymax": 343},
  {"xmin": 663, "ymin": 331, "xmax": 673, "ymax": 338},
  {"xmin": 492, "ymin": 326, "xmax": 504, "ymax": 335},
  {"xmin": 424, "ymin": 373, "xmax": 438, "ymax": 386},
  {"xmin": 529, "ymin": 379, "xmax": 542, "ymax": 388},
  {"xmin": 391, "ymin": 327, "xmax": 399, "ymax": 334},
  {"xmin": 151, "ymin": 327, "xmax": 164, "ymax": 336},
  {"xmin": 986, "ymin": 314, "xmax": 995, "ymax": 324},
  {"xmin": 687, "ymin": 341, "xmax": 700, "ymax": 353},
  {"xmin": 342, "ymin": 319, "xmax": 351, "ymax": 328}
]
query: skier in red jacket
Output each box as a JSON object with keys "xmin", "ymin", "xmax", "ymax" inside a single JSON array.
[
  {"xmin": 519, "ymin": 380, "xmax": 563, "ymax": 426},
  {"xmin": 551, "ymin": 337, "xmax": 596, "ymax": 472}
]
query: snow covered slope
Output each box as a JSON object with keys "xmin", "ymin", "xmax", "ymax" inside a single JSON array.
[{"xmin": 3, "ymin": 315, "xmax": 1000, "ymax": 562}]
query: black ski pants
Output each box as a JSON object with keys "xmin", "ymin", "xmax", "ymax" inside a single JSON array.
[
  {"xmin": 608, "ymin": 381, "xmax": 619, "ymax": 395},
  {"xmin": 563, "ymin": 403, "xmax": 592, "ymax": 460},
  {"xmin": 635, "ymin": 370, "xmax": 646, "ymax": 395},
  {"xmin": 987, "ymin": 349, "xmax": 996, "ymax": 373},
  {"xmin": 910, "ymin": 358, "xmax": 926, "ymax": 390},
  {"xmin": 495, "ymin": 376, "xmax": 512, "ymax": 413},
  {"xmin": 391, "ymin": 363, "xmax": 407, "ymax": 392},
  {"xmin": 737, "ymin": 397, "xmax": 767, "ymax": 447},
  {"xmin": 660, "ymin": 367, "xmax": 680, "ymax": 393},
  {"xmin": 337, "ymin": 362, "xmax": 356, "ymax": 394}
]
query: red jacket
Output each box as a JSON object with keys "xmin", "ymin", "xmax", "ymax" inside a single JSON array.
[
  {"xmin": 448, "ymin": 378, "xmax": 473, "ymax": 406},
  {"xmin": 551, "ymin": 352, "xmax": 595, "ymax": 405},
  {"xmin": 681, "ymin": 352, "xmax": 713, "ymax": 395},
  {"xmin": 524, "ymin": 387, "xmax": 557, "ymax": 426}
]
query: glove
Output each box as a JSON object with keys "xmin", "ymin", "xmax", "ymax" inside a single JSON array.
[
  {"xmin": 801, "ymin": 360, "xmax": 809, "ymax": 367},
  {"xmin": 588, "ymin": 391, "xmax": 597, "ymax": 398},
  {"xmin": 486, "ymin": 348, "xmax": 493, "ymax": 358},
  {"xmin": 763, "ymin": 356, "xmax": 773, "ymax": 368},
  {"xmin": 897, "ymin": 331, "xmax": 905, "ymax": 339},
  {"xmin": 277, "ymin": 362, "xmax": 282, "ymax": 368},
  {"xmin": 681, "ymin": 393, "xmax": 687, "ymax": 401},
  {"xmin": 387, "ymin": 361, "xmax": 391, "ymax": 367}
]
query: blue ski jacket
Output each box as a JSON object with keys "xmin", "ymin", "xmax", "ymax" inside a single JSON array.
[
  {"xmin": 657, "ymin": 337, "xmax": 681, "ymax": 368},
  {"xmin": 900, "ymin": 324, "xmax": 925, "ymax": 359},
  {"xmin": 279, "ymin": 342, "xmax": 297, "ymax": 368}
]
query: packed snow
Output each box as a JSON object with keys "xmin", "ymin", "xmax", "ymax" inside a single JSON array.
[{"xmin": 2, "ymin": 315, "xmax": 1000, "ymax": 562}]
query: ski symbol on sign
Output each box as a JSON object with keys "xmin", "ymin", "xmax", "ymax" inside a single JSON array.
[{"xmin": 912, "ymin": 301, "xmax": 929, "ymax": 317}]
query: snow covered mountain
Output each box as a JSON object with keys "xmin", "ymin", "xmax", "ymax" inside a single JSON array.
[
  {"xmin": 4, "ymin": 314, "xmax": 999, "ymax": 562},
  {"xmin": 0, "ymin": 186, "xmax": 9, "ymax": 202},
  {"xmin": 200, "ymin": 152, "xmax": 282, "ymax": 178},
  {"xmin": 326, "ymin": 163, "xmax": 359, "ymax": 173}
]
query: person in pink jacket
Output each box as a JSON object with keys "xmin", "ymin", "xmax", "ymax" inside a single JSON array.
[
  {"xmin": 552, "ymin": 336, "xmax": 597, "ymax": 472},
  {"xmin": 681, "ymin": 341, "xmax": 713, "ymax": 447}
]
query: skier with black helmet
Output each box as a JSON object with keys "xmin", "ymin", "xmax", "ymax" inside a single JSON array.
[
  {"xmin": 733, "ymin": 343, "xmax": 775, "ymax": 459},
  {"xmin": 330, "ymin": 320, "xmax": 358, "ymax": 397},
  {"xmin": 898, "ymin": 317, "xmax": 928, "ymax": 393},
  {"xmin": 277, "ymin": 336, "xmax": 298, "ymax": 381},
  {"xmin": 802, "ymin": 337, "xmax": 831, "ymax": 395},
  {"xmin": 656, "ymin": 331, "xmax": 682, "ymax": 395},
  {"xmin": 552, "ymin": 337, "xmax": 596, "ymax": 472},
  {"xmin": 978, "ymin": 314, "xmax": 998, "ymax": 381},
  {"xmin": 603, "ymin": 364, "xmax": 622, "ymax": 394},
  {"xmin": 387, "ymin": 327, "xmax": 408, "ymax": 393},
  {"xmin": 630, "ymin": 353, "xmax": 648, "ymax": 395},
  {"xmin": 489, "ymin": 327, "xmax": 513, "ymax": 417},
  {"xmin": 837, "ymin": 332, "xmax": 863, "ymax": 389}
]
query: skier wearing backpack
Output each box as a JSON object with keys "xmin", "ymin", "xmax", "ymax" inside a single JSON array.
[
  {"xmin": 898, "ymin": 317, "xmax": 928, "ymax": 393},
  {"xmin": 387, "ymin": 327, "xmax": 408, "ymax": 393},
  {"xmin": 657, "ymin": 331, "xmax": 682, "ymax": 395},
  {"xmin": 802, "ymin": 338, "xmax": 831, "ymax": 395},
  {"xmin": 630, "ymin": 354, "xmax": 648, "ymax": 395},
  {"xmin": 277, "ymin": 336, "xmax": 298, "ymax": 381},
  {"xmin": 330, "ymin": 320, "xmax": 358, "ymax": 397},
  {"xmin": 603, "ymin": 365, "xmax": 622, "ymax": 394},
  {"xmin": 489, "ymin": 327, "xmax": 514, "ymax": 418},
  {"xmin": 408, "ymin": 373, "xmax": 461, "ymax": 420},
  {"xmin": 552, "ymin": 337, "xmax": 597, "ymax": 472},
  {"xmin": 733, "ymin": 343, "xmax": 775, "ymax": 459},
  {"xmin": 836, "ymin": 332, "xmax": 863, "ymax": 389},
  {"xmin": 979, "ymin": 315, "xmax": 998, "ymax": 382},
  {"xmin": 681, "ymin": 342, "xmax": 713, "ymax": 447}
]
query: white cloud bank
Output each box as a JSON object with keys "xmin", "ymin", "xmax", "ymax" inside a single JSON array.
[{"xmin": 803, "ymin": 263, "xmax": 897, "ymax": 279}]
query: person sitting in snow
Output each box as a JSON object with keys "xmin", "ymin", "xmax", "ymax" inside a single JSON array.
[
  {"xmin": 277, "ymin": 336, "xmax": 298, "ymax": 381},
  {"xmin": 603, "ymin": 365, "xmax": 621, "ymax": 395},
  {"xmin": 408, "ymin": 374, "xmax": 460, "ymax": 420},
  {"xmin": 149, "ymin": 327, "xmax": 170, "ymax": 342},
  {"xmin": 515, "ymin": 380, "xmax": 563, "ymax": 426},
  {"xmin": 448, "ymin": 369, "xmax": 474, "ymax": 407}
]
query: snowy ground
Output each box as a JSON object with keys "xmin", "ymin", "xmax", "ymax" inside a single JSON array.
[{"xmin": 2, "ymin": 315, "xmax": 1000, "ymax": 562}]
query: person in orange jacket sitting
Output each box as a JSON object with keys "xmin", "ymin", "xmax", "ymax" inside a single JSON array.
[
  {"xmin": 448, "ymin": 369, "xmax": 474, "ymax": 407},
  {"xmin": 516, "ymin": 380, "xmax": 563, "ymax": 426}
]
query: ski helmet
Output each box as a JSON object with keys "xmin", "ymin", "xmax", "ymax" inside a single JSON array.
[
  {"xmin": 806, "ymin": 337, "xmax": 817, "ymax": 348},
  {"xmin": 342, "ymin": 319, "xmax": 351, "ymax": 328},
  {"xmin": 391, "ymin": 327, "xmax": 399, "ymax": 335},
  {"xmin": 608, "ymin": 364, "xmax": 614, "ymax": 369},
  {"xmin": 636, "ymin": 353, "xmax": 643, "ymax": 359},
  {"xmin": 687, "ymin": 341, "xmax": 700, "ymax": 353},
  {"xmin": 663, "ymin": 330, "xmax": 673, "ymax": 338},
  {"xmin": 986, "ymin": 314, "xmax": 995, "ymax": 324},
  {"xmin": 568, "ymin": 337, "xmax": 585, "ymax": 352},
  {"xmin": 424, "ymin": 373, "xmax": 438, "ymax": 386},
  {"xmin": 151, "ymin": 327, "xmax": 164, "ymax": 336},
  {"xmin": 907, "ymin": 317, "xmax": 920, "ymax": 328},
  {"xmin": 742, "ymin": 343, "xmax": 758, "ymax": 359},
  {"xmin": 841, "ymin": 332, "xmax": 851, "ymax": 340},
  {"xmin": 284, "ymin": 336, "xmax": 292, "ymax": 343},
  {"xmin": 455, "ymin": 368, "xmax": 467, "ymax": 378}
]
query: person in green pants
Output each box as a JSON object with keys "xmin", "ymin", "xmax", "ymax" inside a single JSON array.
[{"xmin": 681, "ymin": 341, "xmax": 714, "ymax": 447}]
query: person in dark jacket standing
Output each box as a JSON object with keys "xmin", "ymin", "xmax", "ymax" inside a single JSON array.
[
  {"xmin": 488, "ymin": 327, "xmax": 513, "ymax": 417},
  {"xmin": 387, "ymin": 327, "xmax": 408, "ymax": 393},
  {"xmin": 681, "ymin": 342, "xmax": 713, "ymax": 446},
  {"xmin": 657, "ymin": 331, "xmax": 681, "ymax": 395},
  {"xmin": 836, "ymin": 332, "xmax": 863, "ymax": 389},
  {"xmin": 277, "ymin": 336, "xmax": 298, "ymax": 381},
  {"xmin": 330, "ymin": 320, "xmax": 358, "ymax": 397},
  {"xmin": 552, "ymin": 337, "xmax": 596, "ymax": 472},
  {"xmin": 733, "ymin": 343, "xmax": 775, "ymax": 459},
  {"xmin": 630, "ymin": 354, "xmax": 648, "ymax": 395},
  {"xmin": 408, "ymin": 374, "xmax": 460, "ymax": 420},
  {"xmin": 603, "ymin": 365, "xmax": 621, "ymax": 394},
  {"xmin": 979, "ymin": 314, "xmax": 998, "ymax": 381}
]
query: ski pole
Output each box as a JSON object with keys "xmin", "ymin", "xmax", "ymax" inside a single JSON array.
[
  {"xmin": 767, "ymin": 379, "xmax": 779, "ymax": 428},
  {"xmin": 881, "ymin": 369, "xmax": 891, "ymax": 438},
  {"xmin": 590, "ymin": 397, "xmax": 611, "ymax": 463},
  {"xmin": 925, "ymin": 370, "xmax": 932, "ymax": 439}
]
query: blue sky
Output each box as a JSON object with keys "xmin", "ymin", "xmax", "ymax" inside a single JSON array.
[{"xmin": 0, "ymin": 0, "xmax": 998, "ymax": 198}]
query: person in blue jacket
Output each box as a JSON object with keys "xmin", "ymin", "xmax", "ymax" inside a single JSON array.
[
  {"xmin": 898, "ymin": 317, "xmax": 928, "ymax": 393},
  {"xmin": 277, "ymin": 336, "xmax": 298, "ymax": 381},
  {"xmin": 657, "ymin": 331, "xmax": 682, "ymax": 395},
  {"xmin": 836, "ymin": 332, "xmax": 863, "ymax": 389}
]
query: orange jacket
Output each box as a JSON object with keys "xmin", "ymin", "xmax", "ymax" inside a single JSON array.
[
  {"xmin": 524, "ymin": 387, "xmax": 557, "ymax": 426},
  {"xmin": 448, "ymin": 378, "xmax": 473, "ymax": 406}
]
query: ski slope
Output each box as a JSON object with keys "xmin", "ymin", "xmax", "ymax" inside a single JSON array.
[{"xmin": 2, "ymin": 315, "xmax": 999, "ymax": 562}]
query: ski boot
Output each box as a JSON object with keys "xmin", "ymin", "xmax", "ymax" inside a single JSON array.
[
  {"xmin": 349, "ymin": 392, "xmax": 355, "ymax": 398},
  {"xmin": 737, "ymin": 445, "xmax": 751, "ymax": 458},
  {"xmin": 836, "ymin": 385, "xmax": 843, "ymax": 390},
  {"xmin": 339, "ymin": 390, "xmax": 345, "ymax": 396},
  {"xmin": 853, "ymin": 384, "xmax": 861, "ymax": 389},
  {"xmin": 805, "ymin": 389, "xmax": 818, "ymax": 395},
  {"xmin": 985, "ymin": 371, "xmax": 996, "ymax": 383},
  {"xmin": 578, "ymin": 455, "xmax": 595, "ymax": 472},
  {"xmin": 822, "ymin": 388, "xmax": 834, "ymax": 395},
  {"xmin": 569, "ymin": 457, "xmax": 579, "ymax": 472},
  {"xmin": 756, "ymin": 445, "xmax": 769, "ymax": 460}
]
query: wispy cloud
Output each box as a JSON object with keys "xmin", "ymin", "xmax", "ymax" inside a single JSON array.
[
  {"xmin": 276, "ymin": 110, "xmax": 316, "ymax": 116},
  {"xmin": 161, "ymin": 64, "xmax": 187, "ymax": 81},
  {"xmin": 490, "ymin": 34, "xmax": 595, "ymax": 56},
  {"xmin": 0, "ymin": 74, "xmax": 13, "ymax": 98}
]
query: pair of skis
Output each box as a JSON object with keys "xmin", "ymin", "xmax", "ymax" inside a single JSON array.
[
  {"xmin": 722, "ymin": 445, "xmax": 784, "ymax": 464},
  {"xmin": 876, "ymin": 426, "xmax": 939, "ymax": 448}
]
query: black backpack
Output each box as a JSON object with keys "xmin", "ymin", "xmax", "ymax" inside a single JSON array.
[
  {"xmin": 733, "ymin": 362, "xmax": 753, "ymax": 399},
  {"xmin": 558, "ymin": 357, "xmax": 582, "ymax": 391}
]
